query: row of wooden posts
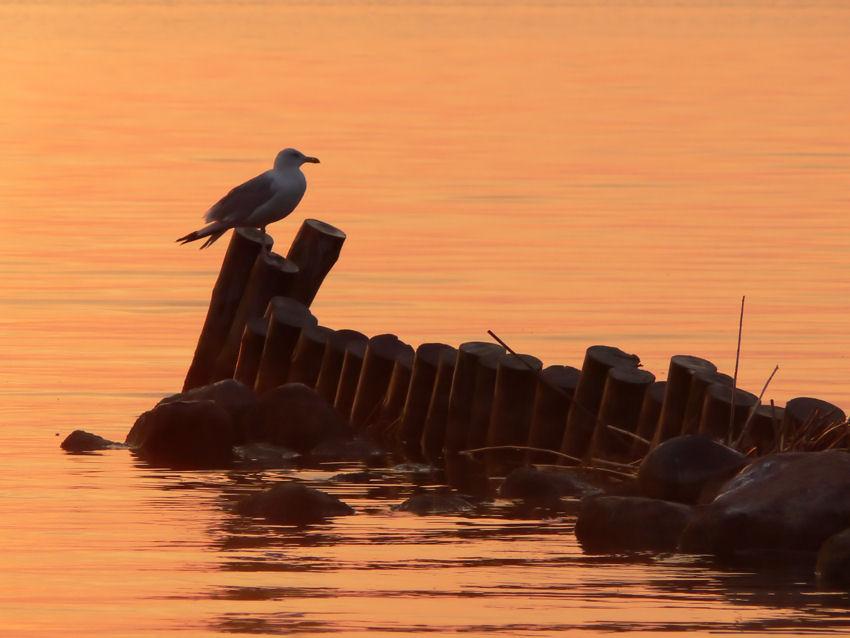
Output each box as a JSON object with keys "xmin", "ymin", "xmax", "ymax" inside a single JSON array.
[{"xmin": 184, "ymin": 221, "xmax": 846, "ymax": 473}]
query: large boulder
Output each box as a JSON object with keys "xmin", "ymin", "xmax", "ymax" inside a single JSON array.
[
  {"xmin": 159, "ymin": 379, "xmax": 257, "ymax": 435},
  {"xmin": 244, "ymin": 383, "xmax": 346, "ymax": 454},
  {"xmin": 237, "ymin": 482, "xmax": 354, "ymax": 524},
  {"xmin": 576, "ymin": 496, "xmax": 694, "ymax": 553},
  {"xmin": 392, "ymin": 492, "xmax": 475, "ymax": 515},
  {"xmin": 681, "ymin": 451, "xmax": 850, "ymax": 556},
  {"xmin": 60, "ymin": 430, "xmax": 125, "ymax": 452},
  {"xmin": 816, "ymin": 528, "xmax": 850, "ymax": 587},
  {"xmin": 499, "ymin": 467, "xmax": 606, "ymax": 501},
  {"xmin": 638, "ymin": 435, "xmax": 747, "ymax": 504},
  {"xmin": 126, "ymin": 400, "xmax": 236, "ymax": 468}
]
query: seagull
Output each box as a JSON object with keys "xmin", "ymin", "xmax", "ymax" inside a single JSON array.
[{"xmin": 176, "ymin": 148, "xmax": 320, "ymax": 249}]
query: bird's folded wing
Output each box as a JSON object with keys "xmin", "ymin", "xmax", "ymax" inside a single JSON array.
[{"xmin": 204, "ymin": 172, "xmax": 277, "ymax": 224}]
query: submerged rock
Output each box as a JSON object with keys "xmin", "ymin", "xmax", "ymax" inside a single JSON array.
[
  {"xmin": 126, "ymin": 399, "xmax": 236, "ymax": 468},
  {"xmin": 233, "ymin": 442, "xmax": 301, "ymax": 468},
  {"xmin": 499, "ymin": 466, "xmax": 605, "ymax": 501},
  {"xmin": 244, "ymin": 383, "xmax": 345, "ymax": 454},
  {"xmin": 817, "ymin": 528, "xmax": 850, "ymax": 587},
  {"xmin": 576, "ymin": 496, "xmax": 694, "ymax": 553},
  {"xmin": 681, "ymin": 451, "xmax": 850, "ymax": 556},
  {"xmin": 60, "ymin": 430, "xmax": 125, "ymax": 452},
  {"xmin": 237, "ymin": 482, "xmax": 354, "ymax": 524},
  {"xmin": 393, "ymin": 492, "xmax": 475, "ymax": 515},
  {"xmin": 310, "ymin": 436, "xmax": 387, "ymax": 465},
  {"xmin": 638, "ymin": 435, "xmax": 746, "ymax": 504}
]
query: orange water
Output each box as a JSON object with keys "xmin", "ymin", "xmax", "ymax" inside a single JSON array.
[{"xmin": 1, "ymin": 1, "xmax": 849, "ymax": 635}]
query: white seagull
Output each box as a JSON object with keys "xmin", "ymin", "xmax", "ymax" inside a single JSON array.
[{"xmin": 177, "ymin": 148, "xmax": 320, "ymax": 249}]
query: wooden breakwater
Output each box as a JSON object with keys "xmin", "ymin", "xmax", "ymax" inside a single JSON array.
[{"xmin": 183, "ymin": 221, "xmax": 848, "ymax": 477}]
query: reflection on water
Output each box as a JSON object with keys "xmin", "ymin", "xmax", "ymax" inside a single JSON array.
[{"xmin": 1, "ymin": 0, "xmax": 850, "ymax": 635}]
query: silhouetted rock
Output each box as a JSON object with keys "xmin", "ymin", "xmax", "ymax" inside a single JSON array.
[
  {"xmin": 126, "ymin": 399, "xmax": 236, "ymax": 468},
  {"xmin": 159, "ymin": 379, "xmax": 257, "ymax": 433},
  {"xmin": 681, "ymin": 451, "xmax": 850, "ymax": 556},
  {"xmin": 499, "ymin": 467, "xmax": 605, "ymax": 501},
  {"xmin": 638, "ymin": 435, "xmax": 747, "ymax": 504},
  {"xmin": 237, "ymin": 482, "xmax": 354, "ymax": 524},
  {"xmin": 244, "ymin": 383, "xmax": 346, "ymax": 454},
  {"xmin": 393, "ymin": 493, "xmax": 475, "ymax": 515},
  {"xmin": 576, "ymin": 496, "xmax": 694, "ymax": 553},
  {"xmin": 60, "ymin": 430, "xmax": 125, "ymax": 452},
  {"xmin": 817, "ymin": 528, "xmax": 850, "ymax": 587}
]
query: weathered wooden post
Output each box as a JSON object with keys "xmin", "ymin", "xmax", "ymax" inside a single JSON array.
[
  {"xmin": 561, "ymin": 346, "xmax": 640, "ymax": 460},
  {"xmin": 653, "ymin": 355, "xmax": 717, "ymax": 446},
  {"xmin": 782, "ymin": 397, "xmax": 847, "ymax": 448},
  {"xmin": 485, "ymin": 353, "xmax": 543, "ymax": 474},
  {"xmin": 526, "ymin": 365, "xmax": 581, "ymax": 463},
  {"xmin": 631, "ymin": 380, "xmax": 667, "ymax": 461},
  {"xmin": 350, "ymin": 334, "xmax": 414, "ymax": 430},
  {"xmin": 590, "ymin": 367, "xmax": 655, "ymax": 461},
  {"xmin": 466, "ymin": 351, "xmax": 503, "ymax": 450},
  {"xmin": 398, "ymin": 343, "xmax": 456, "ymax": 456},
  {"xmin": 334, "ymin": 340, "xmax": 369, "ymax": 422},
  {"xmin": 698, "ymin": 384, "xmax": 758, "ymax": 442},
  {"xmin": 420, "ymin": 350, "xmax": 459, "ymax": 460},
  {"xmin": 233, "ymin": 318, "xmax": 268, "ymax": 387},
  {"xmin": 287, "ymin": 325, "xmax": 334, "ymax": 388},
  {"xmin": 315, "ymin": 329, "xmax": 368, "ymax": 404},
  {"xmin": 374, "ymin": 348, "xmax": 415, "ymax": 434},
  {"xmin": 183, "ymin": 228, "xmax": 272, "ymax": 391},
  {"xmin": 212, "ymin": 251, "xmax": 299, "ymax": 380},
  {"xmin": 444, "ymin": 342, "xmax": 505, "ymax": 455},
  {"xmin": 681, "ymin": 369, "xmax": 733, "ymax": 435},
  {"xmin": 285, "ymin": 219, "xmax": 346, "ymax": 306},
  {"xmin": 253, "ymin": 297, "xmax": 317, "ymax": 395}
]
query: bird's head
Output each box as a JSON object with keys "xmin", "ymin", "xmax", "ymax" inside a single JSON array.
[{"xmin": 274, "ymin": 148, "xmax": 320, "ymax": 170}]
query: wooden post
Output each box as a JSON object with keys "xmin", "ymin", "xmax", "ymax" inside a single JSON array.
[
  {"xmin": 399, "ymin": 343, "xmax": 456, "ymax": 456},
  {"xmin": 374, "ymin": 348, "xmax": 415, "ymax": 434},
  {"xmin": 681, "ymin": 369, "xmax": 733, "ymax": 435},
  {"xmin": 183, "ymin": 228, "xmax": 272, "ymax": 391},
  {"xmin": 444, "ymin": 342, "xmax": 505, "ymax": 454},
  {"xmin": 420, "ymin": 350, "xmax": 459, "ymax": 460},
  {"xmin": 350, "ymin": 334, "xmax": 414, "ymax": 430},
  {"xmin": 652, "ymin": 355, "xmax": 717, "ymax": 446},
  {"xmin": 631, "ymin": 381, "xmax": 667, "ymax": 461},
  {"xmin": 590, "ymin": 367, "xmax": 656, "ymax": 461},
  {"xmin": 698, "ymin": 383, "xmax": 758, "ymax": 442},
  {"xmin": 526, "ymin": 365, "xmax": 581, "ymax": 463},
  {"xmin": 743, "ymin": 404, "xmax": 786, "ymax": 454},
  {"xmin": 466, "ymin": 351, "xmax": 503, "ymax": 450},
  {"xmin": 485, "ymin": 352, "xmax": 543, "ymax": 474},
  {"xmin": 315, "ymin": 330, "xmax": 368, "ymax": 404},
  {"xmin": 253, "ymin": 297, "xmax": 317, "ymax": 395},
  {"xmin": 233, "ymin": 318, "xmax": 268, "ymax": 388},
  {"xmin": 287, "ymin": 325, "xmax": 334, "ymax": 388},
  {"xmin": 285, "ymin": 219, "xmax": 346, "ymax": 307},
  {"xmin": 334, "ymin": 340, "xmax": 369, "ymax": 423},
  {"xmin": 782, "ymin": 397, "xmax": 847, "ymax": 447},
  {"xmin": 212, "ymin": 251, "xmax": 299, "ymax": 381},
  {"xmin": 561, "ymin": 345, "xmax": 640, "ymax": 460}
]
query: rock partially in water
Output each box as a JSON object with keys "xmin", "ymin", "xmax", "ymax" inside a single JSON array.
[
  {"xmin": 60, "ymin": 430, "xmax": 125, "ymax": 452},
  {"xmin": 817, "ymin": 528, "xmax": 850, "ymax": 587},
  {"xmin": 245, "ymin": 383, "xmax": 346, "ymax": 454},
  {"xmin": 638, "ymin": 435, "xmax": 747, "ymax": 504},
  {"xmin": 159, "ymin": 379, "xmax": 257, "ymax": 433},
  {"xmin": 237, "ymin": 482, "xmax": 354, "ymax": 524},
  {"xmin": 499, "ymin": 466, "xmax": 606, "ymax": 501},
  {"xmin": 126, "ymin": 399, "xmax": 237, "ymax": 468},
  {"xmin": 310, "ymin": 436, "xmax": 388, "ymax": 465},
  {"xmin": 681, "ymin": 451, "xmax": 850, "ymax": 556},
  {"xmin": 393, "ymin": 492, "xmax": 476, "ymax": 515},
  {"xmin": 233, "ymin": 442, "xmax": 301, "ymax": 468},
  {"xmin": 576, "ymin": 495, "xmax": 694, "ymax": 553}
]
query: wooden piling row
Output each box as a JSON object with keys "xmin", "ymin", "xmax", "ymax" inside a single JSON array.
[
  {"xmin": 253, "ymin": 297, "xmax": 317, "ymax": 395},
  {"xmin": 287, "ymin": 325, "xmax": 334, "ymax": 387},
  {"xmin": 350, "ymin": 334, "xmax": 414, "ymax": 430},
  {"xmin": 315, "ymin": 330, "xmax": 368, "ymax": 404},
  {"xmin": 526, "ymin": 365, "xmax": 580, "ymax": 463},
  {"xmin": 421, "ymin": 350, "xmax": 460, "ymax": 460},
  {"xmin": 652, "ymin": 355, "xmax": 717, "ymax": 446},
  {"xmin": 590, "ymin": 367, "xmax": 656, "ymax": 461},
  {"xmin": 399, "ymin": 344, "xmax": 456, "ymax": 457}
]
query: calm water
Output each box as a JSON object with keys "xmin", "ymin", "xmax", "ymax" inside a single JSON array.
[{"xmin": 1, "ymin": 1, "xmax": 849, "ymax": 635}]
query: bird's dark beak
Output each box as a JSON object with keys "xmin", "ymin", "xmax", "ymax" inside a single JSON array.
[{"xmin": 304, "ymin": 156, "xmax": 320, "ymax": 164}]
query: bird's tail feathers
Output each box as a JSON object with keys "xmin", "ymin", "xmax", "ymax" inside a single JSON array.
[{"xmin": 176, "ymin": 223, "xmax": 227, "ymax": 249}]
